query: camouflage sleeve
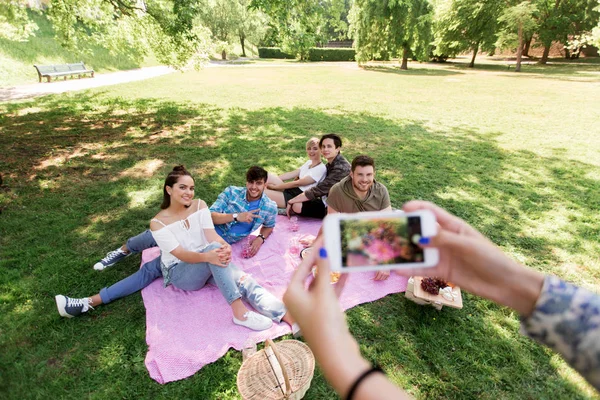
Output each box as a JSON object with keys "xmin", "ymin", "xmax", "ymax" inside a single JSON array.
[{"xmin": 520, "ymin": 275, "xmax": 600, "ymax": 390}]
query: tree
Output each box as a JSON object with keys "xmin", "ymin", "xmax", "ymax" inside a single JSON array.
[
  {"xmin": 2, "ymin": 0, "xmax": 213, "ymax": 69},
  {"xmin": 235, "ymin": 0, "xmax": 268, "ymax": 57},
  {"xmin": 198, "ymin": 0, "xmax": 238, "ymax": 59},
  {"xmin": 323, "ymin": 0, "xmax": 353, "ymax": 41},
  {"xmin": 594, "ymin": 0, "xmax": 600, "ymax": 47},
  {"xmin": 433, "ymin": 0, "xmax": 505, "ymax": 67},
  {"xmin": 0, "ymin": 1, "xmax": 40, "ymax": 41},
  {"xmin": 349, "ymin": 0, "xmax": 434, "ymax": 69},
  {"xmin": 496, "ymin": 1, "xmax": 538, "ymax": 72},
  {"xmin": 251, "ymin": 0, "xmax": 340, "ymax": 60}
]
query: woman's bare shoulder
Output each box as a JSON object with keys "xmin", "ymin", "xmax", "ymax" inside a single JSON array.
[{"xmin": 150, "ymin": 210, "xmax": 170, "ymax": 231}]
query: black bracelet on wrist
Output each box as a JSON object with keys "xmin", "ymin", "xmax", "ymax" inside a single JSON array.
[
  {"xmin": 257, "ymin": 234, "xmax": 266, "ymax": 243},
  {"xmin": 346, "ymin": 366, "xmax": 384, "ymax": 400}
]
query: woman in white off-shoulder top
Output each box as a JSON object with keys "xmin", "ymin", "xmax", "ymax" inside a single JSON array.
[{"xmin": 56, "ymin": 166, "xmax": 296, "ymax": 332}]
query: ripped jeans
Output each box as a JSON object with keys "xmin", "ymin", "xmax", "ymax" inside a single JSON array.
[{"xmin": 99, "ymin": 242, "xmax": 287, "ymax": 322}]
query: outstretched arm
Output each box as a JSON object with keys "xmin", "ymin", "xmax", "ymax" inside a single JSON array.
[
  {"xmin": 284, "ymin": 239, "xmax": 412, "ymax": 399},
  {"xmin": 268, "ymin": 175, "xmax": 316, "ymax": 191}
]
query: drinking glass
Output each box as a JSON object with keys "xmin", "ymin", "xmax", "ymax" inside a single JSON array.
[
  {"xmin": 290, "ymin": 216, "xmax": 299, "ymax": 232},
  {"xmin": 242, "ymin": 338, "xmax": 257, "ymax": 361},
  {"xmin": 290, "ymin": 237, "xmax": 300, "ymax": 256}
]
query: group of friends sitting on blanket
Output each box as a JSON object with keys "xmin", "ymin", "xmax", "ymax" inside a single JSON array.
[{"xmin": 55, "ymin": 133, "xmax": 394, "ymax": 331}]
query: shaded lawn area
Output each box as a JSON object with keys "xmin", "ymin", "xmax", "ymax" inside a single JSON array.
[{"xmin": 0, "ymin": 63, "xmax": 599, "ymax": 399}]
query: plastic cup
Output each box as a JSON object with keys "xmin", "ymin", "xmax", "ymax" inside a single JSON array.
[
  {"xmin": 290, "ymin": 216, "xmax": 299, "ymax": 232},
  {"xmin": 241, "ymin": 338, "xmax": 257, "ymax": 361},
  {"xmin": 241, "ymin": 237, "xmax": 253, "ymax": 258},
  {"xmin": 290, "ymin": 237, "xmax": 300, "ymax": 255}
]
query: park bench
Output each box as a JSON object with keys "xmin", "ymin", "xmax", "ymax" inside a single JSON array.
[{"xmin": 33, "ymin": 62, "xmax": 95, "ymax": 83}]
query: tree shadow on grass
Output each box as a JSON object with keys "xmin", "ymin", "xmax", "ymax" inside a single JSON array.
[
  {"xmin": 0, "ymin": 93, "xmax": 599, "ymax": 399},
  {"xmin": 446, "ymin": 59, "xmax": 600, "ymax": 82},
  {"xmin": 362, "ymin": 65, "xmax": 464, "ymax": 76}
]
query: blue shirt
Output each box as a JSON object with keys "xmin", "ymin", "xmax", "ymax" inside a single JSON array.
[
  {"xmin": 228, "ymin": 199, "xmax": 260, "ymax": 236},
  {"xmin": 209, "ymin": 186, "xmax": 277, "ymax": 244}
]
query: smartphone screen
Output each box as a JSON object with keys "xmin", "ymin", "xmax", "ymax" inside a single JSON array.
[{"xmin": 340, "ymin": 215, "xmax": 424, "ymax": 268}]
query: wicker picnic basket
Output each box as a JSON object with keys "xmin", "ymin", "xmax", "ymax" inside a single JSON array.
[{"xmin": 237, "ymin": 339, "xmax": 315, "ymax": 400}]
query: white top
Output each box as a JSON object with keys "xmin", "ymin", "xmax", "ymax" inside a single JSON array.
[
  {"xmin": 151, "ymin": 203, "xmax": 214, "ymax": 267},
  {"xmin": 298, "ymin": 160, "xmax": 327, "ymax": 192}
]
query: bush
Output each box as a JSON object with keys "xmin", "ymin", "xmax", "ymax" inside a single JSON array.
[
  {"xmin": 308, "ymin": 48, "xmax": 356, "ymax": 62},
  {"xmin": 258, "ymin": 47, "xmax": 294, "ymax": 59}
]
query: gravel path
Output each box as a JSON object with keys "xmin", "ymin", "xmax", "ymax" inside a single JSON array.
[
  {"xmin": 0, "ymin": 61, "xmax": 359, "ymax": 102},
  {"xmin": 0, "ymin": 65, "xmax": 175, "ymax": 102}
]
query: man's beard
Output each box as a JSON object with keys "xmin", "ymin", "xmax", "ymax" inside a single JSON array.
[{"xmin": 353, "ymin": 182, "xmax": 372, "ymax": 192}]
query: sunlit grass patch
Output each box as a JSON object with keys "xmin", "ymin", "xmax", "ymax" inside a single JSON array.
[{"xmin": 1, "ymin": 62, "xmax": 599, "ymax": 399}]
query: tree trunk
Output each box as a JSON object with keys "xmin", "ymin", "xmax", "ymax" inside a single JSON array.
[
  {"xmin": 469, "ymin": 42, "xmax": 479, "ymax": 68},
  {"xmin": 240, "ymin": 34, "xmax": 246, "ymax": 57},
  {"xmin": 400, "ymin": 47, "xmax": 409, "ymax": 70},
  {"xmin": 523, "ymin": 35, "xmax": 532, "ymax": 57},
  {"xmin": 221, "ymin": 50, "xmax": 227, "ymax": 60},
  {"xmin": 515, "ymin": 23, "xmax": 523, "ymax": 72},
  {"xmin": 540, "ymin": 45, "xmax": 551, "ymax": 64}
]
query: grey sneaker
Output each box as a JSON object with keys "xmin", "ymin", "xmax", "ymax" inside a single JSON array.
[
  {"xmin": 93, "ymin": 248, "xmax": 129, "ymax": 270},
  {"xmin": 55, "ymin": 295, "xmax": 93, "ymax": 318},
  {"xmin": 233, "ymin": 311, "xmax": 273, "ymax": 331},
  {"xmin": 277, "ymin": 208, "xmax": 288, "ymax": 216}
]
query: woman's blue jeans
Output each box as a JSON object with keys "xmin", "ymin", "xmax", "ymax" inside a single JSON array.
[{"xmin": 98, "ymin": 241, "xmax": 286, "ymax": 322}]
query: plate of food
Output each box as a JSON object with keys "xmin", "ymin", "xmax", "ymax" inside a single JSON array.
[{"xmin": 413, "ymin": 276, "xmax": 463, "ymax": 309}]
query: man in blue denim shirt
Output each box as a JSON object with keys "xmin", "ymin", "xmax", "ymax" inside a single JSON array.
[
  {"xmin": 93, "ymin": 166, "xmax": 277, "ymax": 271},
  {"xmin": 210, "ymin": 166, "xmax": 277, "ymax": 257}
]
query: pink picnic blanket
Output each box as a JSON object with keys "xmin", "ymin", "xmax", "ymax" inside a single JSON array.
[{"xmin": 140, "ymin": 216, "xmax": 408, "ymax": 384}]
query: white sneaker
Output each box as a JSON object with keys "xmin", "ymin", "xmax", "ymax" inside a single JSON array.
[
  {"xmin": 292, "ymin": 322, "xmax": 302, "ymax": 338},
  {"xmin": 233, "ymin": 311, "xmax": 273, "ymax": 331}
]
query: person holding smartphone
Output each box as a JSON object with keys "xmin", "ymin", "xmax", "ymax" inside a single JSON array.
[{"xmin": 284, "ymin": 201, "xmax": 600, "ymax": 398}]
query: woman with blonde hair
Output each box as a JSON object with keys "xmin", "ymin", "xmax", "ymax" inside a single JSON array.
[{"xmin": 264, "ymin": 137, "xmax": 327, "ymax": 209}]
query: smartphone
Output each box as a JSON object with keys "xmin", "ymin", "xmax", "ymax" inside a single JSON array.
[{"xmin": 323, "ymin": 210, "xmax": 439, "ymax": 273}]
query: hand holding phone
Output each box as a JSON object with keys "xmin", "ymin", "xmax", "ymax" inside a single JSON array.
[{"xmin": 323, "ymin": 210, "xmax": 439, "ymax": 273}]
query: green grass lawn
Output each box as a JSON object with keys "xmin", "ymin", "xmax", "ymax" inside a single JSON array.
[{"xmin": 1, "ymin": 59, "xmax": 599, "ymax": 399}]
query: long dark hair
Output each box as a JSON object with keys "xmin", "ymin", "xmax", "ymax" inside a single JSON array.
[{"xmin": 161, "ymin": 165, "xmax": 193, "ymax": 209}]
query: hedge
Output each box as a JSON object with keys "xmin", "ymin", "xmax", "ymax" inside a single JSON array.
[
  {"xmin": 258, "ymin": 47, "xmax": 294, "ymax": 59},
  {"xmin": 308, "ymin": 48, "xmax": 355, "ymax": 61},
  {"xmin": 258, "ymin": 47, "xmax": 356, "ymax": 61}
]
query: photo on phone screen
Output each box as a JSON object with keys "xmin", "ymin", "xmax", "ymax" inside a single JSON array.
[{"xmin": 340, "ymin": 216, "xmax": 423, "ymax": 268}]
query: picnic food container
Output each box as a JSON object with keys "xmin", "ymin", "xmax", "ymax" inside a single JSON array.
[
  {"xmin": 237, "ymin": 339, "xmax": 315, "ymax": 400},
  {"xmin": 311, "ymin": 266, "xmax": 341, "ymax": 284}
]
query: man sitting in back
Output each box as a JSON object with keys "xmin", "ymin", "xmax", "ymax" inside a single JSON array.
[{"xmin": 320, "ymin": 154, "xmax": 393, "ymax": 281}]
